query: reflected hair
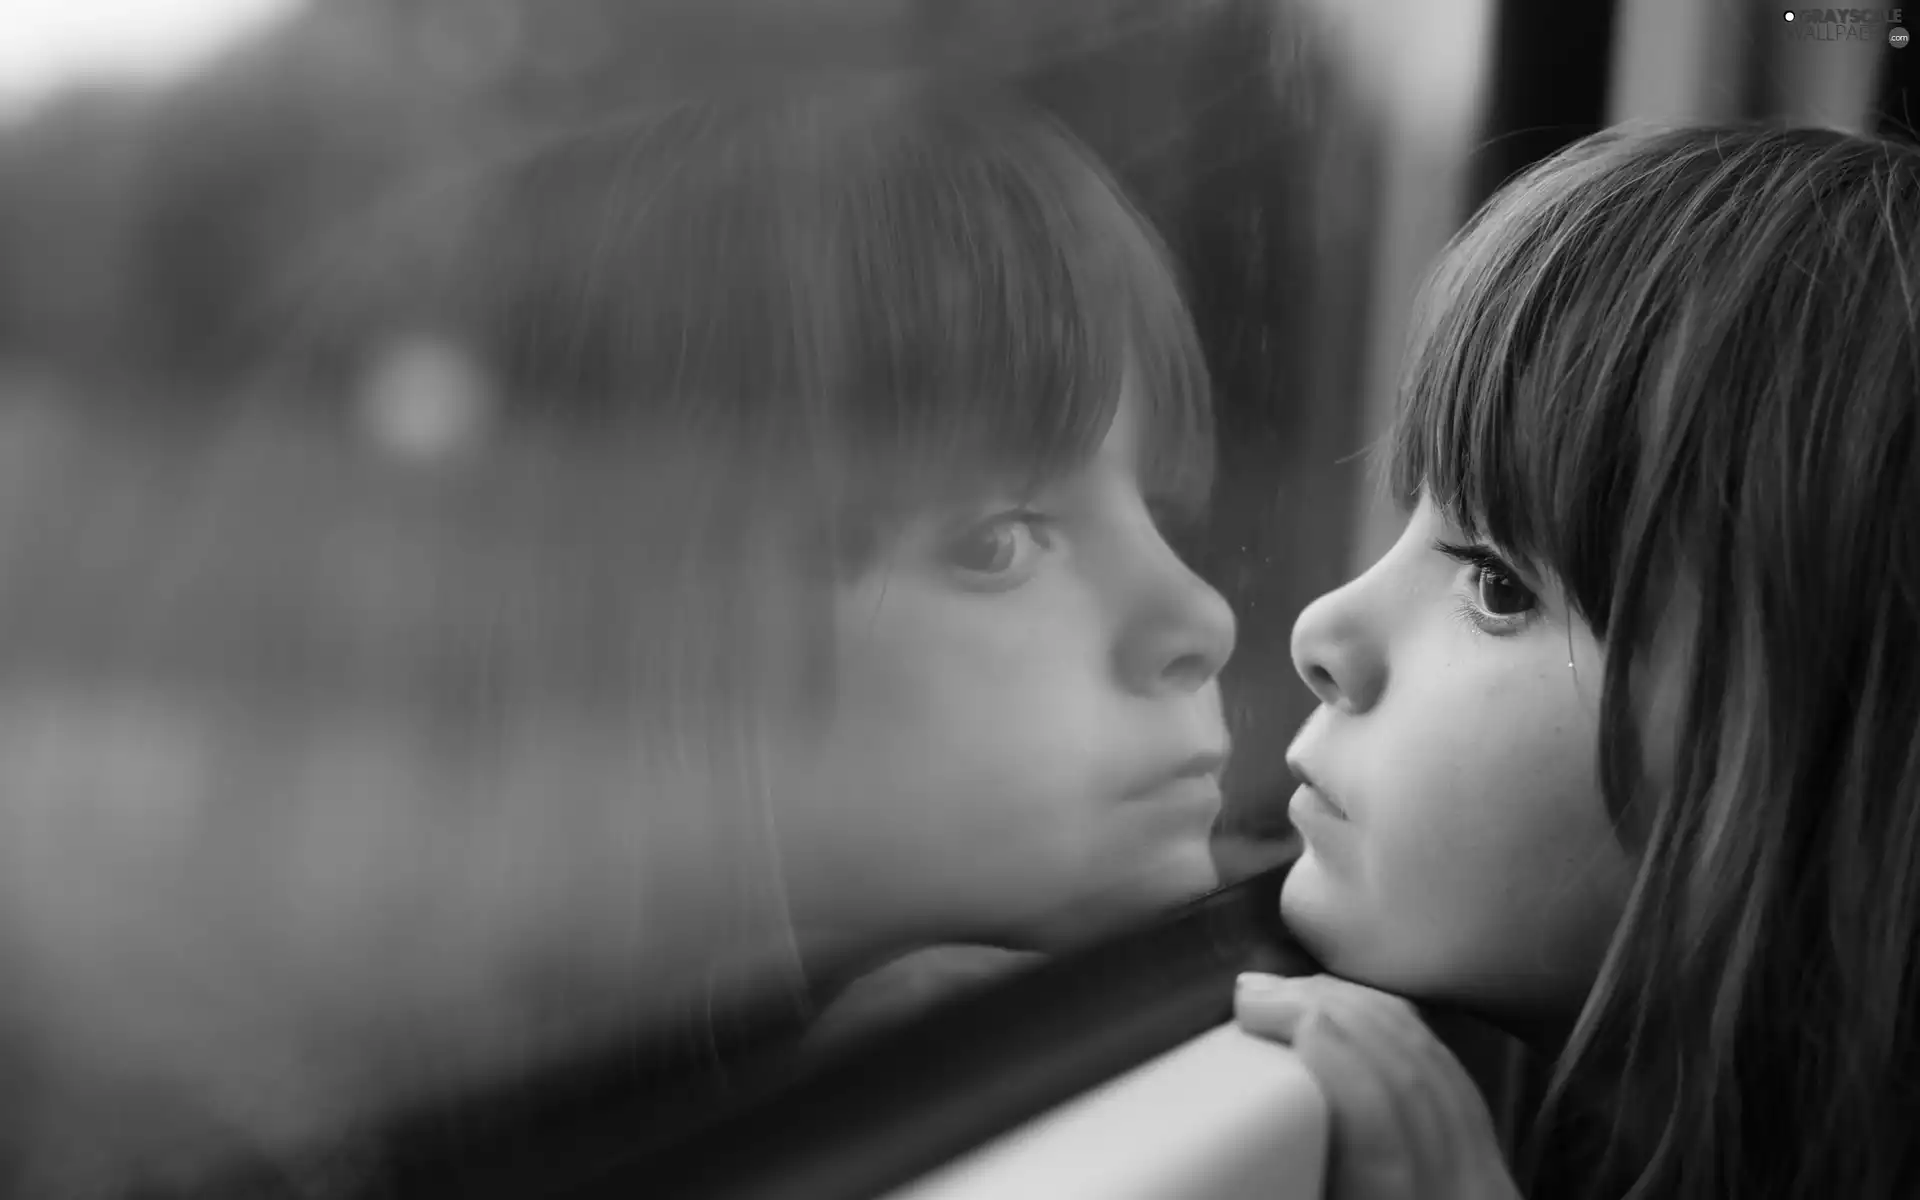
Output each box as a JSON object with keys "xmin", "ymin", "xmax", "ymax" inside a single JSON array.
[
  {"xmin": 1391, "ymin": 124, "xmax": 1920, "ymax": 1198},
  {"xmin": 471, "ymin": 74, "xmax": 1215, "ymax": 708},
  {"xmin": 447, "ymin": 76, "xmax": 1216, "ymax": 1008},
  {"xmin": 478, "ymin": 74, "xmax": 1214, "ymax": 514}
]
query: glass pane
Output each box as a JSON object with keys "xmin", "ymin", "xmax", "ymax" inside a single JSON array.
[{"xmin": 0, "ymin": 1, "xmax": 1397, "ymax": 1192}]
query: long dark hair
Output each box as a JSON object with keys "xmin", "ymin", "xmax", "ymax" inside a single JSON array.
[{"xmin": 1391, "ymin": 123, "xmax": 1920, "ymax": 1198}]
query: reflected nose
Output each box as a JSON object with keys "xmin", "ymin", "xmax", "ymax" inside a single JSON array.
[
  {"xmin": 1118, "ymin": 554, "xmax": 1237, "ymax": 697},
  {"xmin": 1290, "ymin": 576, "xmax": 1385, "ymax": 715}
]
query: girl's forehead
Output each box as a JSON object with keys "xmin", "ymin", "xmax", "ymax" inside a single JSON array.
[{"xmin": 1407, "ymin": 489, "xmax": 1461, "ymax": 533}]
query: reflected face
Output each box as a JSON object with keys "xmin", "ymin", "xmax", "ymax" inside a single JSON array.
[
  {"xmin": 1280, "ymin": 497, "xmax": 1635, "ymax": 1024},
  {"xmin": 782, "ymin": 384, "xmax": 1237, "ymax": 955}
]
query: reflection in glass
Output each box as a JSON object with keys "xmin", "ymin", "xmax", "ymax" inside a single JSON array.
[{"xmin": 0, "ymin": 1, "xmax": 1378, "ymax": 1193}]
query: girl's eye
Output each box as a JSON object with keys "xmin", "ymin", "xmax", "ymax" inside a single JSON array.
[
  {"xmin": 939, "ymin": 512, "xmax": 1051, "ymax": 582},
  {"xmin": 1472, "ymin": 561, "xmax": 1535, "ymax": 617},
  {"xmin": 1433, "ymin": 539, "xmax": 1540, "ymax": 632}
]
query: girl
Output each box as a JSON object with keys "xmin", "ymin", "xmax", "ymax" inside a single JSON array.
[
  {"xmin": 2, "ymin": 76, "xmax": 1240, "ymax": 1193},
  {"xmin": 1234, "ymin": 122, "xmax": 1920, "ymax": 1199}
]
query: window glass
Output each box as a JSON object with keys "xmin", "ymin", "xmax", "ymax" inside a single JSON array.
[{"xmin": 0, "ymin": 0, "xmax": 1490, "ymax": 1193}]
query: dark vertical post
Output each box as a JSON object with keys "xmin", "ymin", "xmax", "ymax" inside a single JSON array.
[
  {"xmin": 1876, "ymin": 5, "xmax": 1920, "ymax": 141},
  {"xmin": 1467, "ymin": 0, "xmax": 1624, "ymax": 212}
]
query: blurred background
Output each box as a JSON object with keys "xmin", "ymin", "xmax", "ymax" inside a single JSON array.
[{"xmin": 0, "ymin": 0, "xmax": 1914, "ymax": 1193}]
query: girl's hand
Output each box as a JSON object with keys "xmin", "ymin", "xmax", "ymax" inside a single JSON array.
[{"xmin": 1234, "ymin": 973, "xmax": 1521, "ymax": 1200}]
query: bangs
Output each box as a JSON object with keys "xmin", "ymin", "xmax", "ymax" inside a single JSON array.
[
  {"xmin": 1385, "ymin": 181, "xmax": 1639, "ymax": 623},
  {"xmin": 812, "ymin": 82, "xmax": 1215, "ymax": 519},
  {"xmin": 1385, "ymin": 124, "xmax": 1850, "ymax": 629},
  {"xmin": 461, "ymin": 80, "xmax": 1213, "ymax": 555},
  {"xmin": 1386, "ymin": 136, "xmax": 1653, "ymax": 625}
]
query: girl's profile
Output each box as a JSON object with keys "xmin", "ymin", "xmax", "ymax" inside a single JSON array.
[{"xmin": 1241, "ymin": 121, "xmax": 1920, "ymax": 1200}]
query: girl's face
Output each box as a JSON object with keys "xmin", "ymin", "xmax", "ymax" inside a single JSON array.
[
  {"xmin": 782, "ymin": 382, "xmax": 1237, "ymax": 956},
  {"xmin": 1280, "ymin": 495, "xmax": 1636, "ymax": 1028}
]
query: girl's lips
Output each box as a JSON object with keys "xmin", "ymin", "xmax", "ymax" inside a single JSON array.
[
  {"xmin": 1288, "ymin": 782, "xmax": 1349, "ymax": 825},
  {"xmin": 1284, "ymin": 757, "xmax": 1349, "ymax": 821}
]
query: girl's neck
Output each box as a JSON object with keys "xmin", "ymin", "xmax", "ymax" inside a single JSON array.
[
  {"xmin": 1439, "ymin": 980, "xmax": 1587, "ymax": 1055},
  {"xmin": 1496, "ymin": 1009, "xmax": 1579, "ymax": 1056}
]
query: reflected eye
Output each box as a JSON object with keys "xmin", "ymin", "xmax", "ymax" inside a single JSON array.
[{"xmin": 939, "ymin": 512, "xmax": 1051, "ymax": 583}]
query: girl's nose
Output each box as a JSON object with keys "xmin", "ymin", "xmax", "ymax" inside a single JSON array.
[{"xmin": 1290, "ymin": 576, "xmax": 1386, "ymax": 715}]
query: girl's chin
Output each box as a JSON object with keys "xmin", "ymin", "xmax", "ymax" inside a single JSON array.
[{"xmin": 1277, "ymin": 857, "xmax": 1364, "ymax": 969}]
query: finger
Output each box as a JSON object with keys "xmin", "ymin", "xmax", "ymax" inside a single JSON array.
[
  {"xmin": 1346, "ymin": 989, "xmax": 1500, "ymax": 1139},
  {"xmin": 1307, "ymin": 983, "xmax": 1502, "ymax": 1160},
  {"xmin": 1310, "ymin": 991, "xmax": 1468, "ymax": 1172},
  {"xmin": 1239, "ymin": 975, "xmax": 1488, "ymax": 1173},
  {"xmin": 1289, "ymin": 1009, "xmax": 1422, "ymax": 1197},
  {"xmin": 1234, "ymin": 972, "xmax": 1310, "ymax": 1042}
]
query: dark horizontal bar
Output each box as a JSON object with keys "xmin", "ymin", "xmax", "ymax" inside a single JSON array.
[
  {"xmin": 188, "ymin": 857, "xmax": 1313, "ymax": 1200},
  {"xmin": 642, "ymin": 862, "xmax": 1316, "ymax": 1200}
]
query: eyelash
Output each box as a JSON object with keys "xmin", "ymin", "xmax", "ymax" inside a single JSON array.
[{"xmin": 1432, "ymin": 539, "xmax": 1540, "ymax": 636}]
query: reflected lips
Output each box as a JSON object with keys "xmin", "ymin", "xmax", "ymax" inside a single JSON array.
[
  {"xmin": 1144, "ymin": 777, "xmax": 1223, "ymax": 811},
  {"xmin": 1128, "ymin": 750, "xmax": 1228, "ymax": 807}
]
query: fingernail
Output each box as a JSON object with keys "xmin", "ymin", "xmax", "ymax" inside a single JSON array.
[{"xmin": 1235, "ymin": 971, "xmax": 1290, "ymax": 997}]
